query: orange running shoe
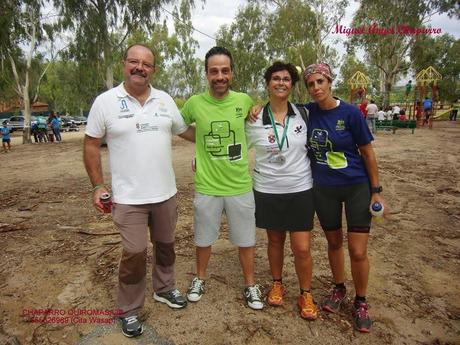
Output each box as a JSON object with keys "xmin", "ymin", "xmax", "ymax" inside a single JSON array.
[
  {"xmin": 267, "ymin": 281, "xmax": 285, "ymax": 306},
  {"xmin": 297, "ymin": 292, "xmax": 318, "ymax": 320}
]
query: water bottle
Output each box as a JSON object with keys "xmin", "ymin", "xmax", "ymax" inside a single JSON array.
[{"xmin": 370, "ymin": 202, "xmax": 384, "ymax": 221}]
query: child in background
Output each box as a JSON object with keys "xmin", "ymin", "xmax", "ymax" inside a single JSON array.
[
  {"xmin": 47, "ymin": 123, "xmax": 55, "ymax": 142},
  {"xmin": 399, "ymin": 109, "xmax": 407, "ymax": 121},
  {"xmin": 377, "ymin": 107, "xmax": 386, "ymax": 121},
  {"xmin": 1, "ymin": 121, "xmax": 11, "ymax": 153}
]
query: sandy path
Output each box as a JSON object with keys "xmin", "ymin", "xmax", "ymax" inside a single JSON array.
[{"xmin": 0, "ymin": 122, "xmax": 458, "ymax": 345}]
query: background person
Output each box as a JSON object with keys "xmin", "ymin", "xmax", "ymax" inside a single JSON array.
[
  {"xmin": 1, "ymin": 121, "xmax": 11, "ymax": 153},
  {"xmin": 365, "ymin": 100, "xmax": 378, "ymax": 133},
  {"xmin": 303, "ymin": 63, "xmax": 388, "ymax": 333},
  {"xmin": 423, "ymin": 97, "xmax": 432, "ymax": 125},
  {"xmin": 84, "ymin": 43, "xmax": 195, "ymax": 338},
  {"xmin": 181, "ymin": 46, "xmax": 263, "ymax": 310},
  {"xmin": 51, "ymin": 113, "xmax": 62, "ymax": 142},
  {"xmin": 245, "ymin": 61, "xmax": 317, "ymax": 320}
]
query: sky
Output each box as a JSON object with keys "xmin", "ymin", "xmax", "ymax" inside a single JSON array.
[{"xmin": 161, "ymin": 0, "xmax": 460, "ymax": 62}]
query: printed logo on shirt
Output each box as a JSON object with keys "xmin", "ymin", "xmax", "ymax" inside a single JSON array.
[
  {"xmin": 235, "ymin": 107, "xmax": 244, "ymax": 118},
  {"xmin": 118, "ymin": 114, "xmax": 134, "ymax": 119},
  {"xmin": 267, "ymin": 131, "xmax": 276, "ymax": 144},
  {"xmin": 154, "ymin": 112, "xmax": 171, "ymax": 118},
  {"xmin": 136, "ymin": 122, "xmax": 159, "ymax": 133},
  {"xmin": 203, "ymin": 121, "xmax": 242, "ymax": 161},
  {"xmin": 336, "ymin": 120, "xmax": 345, "ymax": 131},
  {"xmin": 309, "ymin": 128, "xmax": 348, "ymax": 169},
  {"xmin": 119, "ymin": 99, "xmax": 130, "ymax": 113}
]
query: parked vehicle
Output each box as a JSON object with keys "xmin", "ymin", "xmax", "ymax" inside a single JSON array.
[
  {"xmin": 75, "ymin": 116, "xmax": 87, "ymax": 125},
  {"xmin": 60, "ymin": 116, "xmax": 74, "ymax": 127},
  {"xmin": 60, "ymin": 116, "xmax": 79, "ymax": 132},
  {"xmin": 71, "ymin": 117, "xmax": 82, "ymax": 125},
  {"xmin": 7, "ymin": 116, "xmax": 38, "ymax": 132}
]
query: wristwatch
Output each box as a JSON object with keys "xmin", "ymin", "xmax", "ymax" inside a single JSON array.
[{"xmin": 371, "ymin": 186, "xmax": 383, "ymax": 193}]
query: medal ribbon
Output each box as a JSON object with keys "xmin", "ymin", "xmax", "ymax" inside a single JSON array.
[{"xmin": 268, "ymin": 106, "xmax": 290, "ymax": 152}]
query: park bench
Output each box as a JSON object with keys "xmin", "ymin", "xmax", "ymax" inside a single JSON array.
[{"xmin": 376, "ymin": 120, "xmax": 416, "ymax": 134}]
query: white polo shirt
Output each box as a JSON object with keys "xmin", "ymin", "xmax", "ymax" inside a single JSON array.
[
  {"xmin": 86, "ymin": 83, "xmax": 188, "ymax": 204},
  {"xmin": 246, "ymin": 103, "xmax": 313, "ymax": 194}
]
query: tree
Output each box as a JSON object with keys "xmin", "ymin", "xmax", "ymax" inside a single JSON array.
[
  {"xmin": 54, "ymin": 0, "xmax": 175, "ymax": 90},
  {"xmin": 411, "ymin": 34, "xmax": 460, "ymax": 102},
  {"xmin": 216, "ymin": 3, "xmax": 269, "ymax": 96},
  {"xmin": 168, "ymin": 0, "xmax": 203, "ymax": 98},
  {"xmin": 349, "ymin": 0, "xmax": 454, "ymax": 106},
  {"xmin": 308, "ymin": 0, "xmax": 348, "ymax": 62},
  {"xmin": 1, "ymin": 0, "xmax": 54, "ymax": 144}
]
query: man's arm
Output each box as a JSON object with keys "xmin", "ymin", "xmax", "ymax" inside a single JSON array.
[
  {"xmin": 178, "ymin": 125, "xmax": 196, "ymax": 142},
  {"xmin": 83, "ymin": 134, "xmax": 107, "ymax": 213}
]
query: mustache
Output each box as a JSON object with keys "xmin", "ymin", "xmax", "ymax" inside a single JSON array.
[{"xmin": 131, "ymin": 69, "xmax": 147, "ymax": 77}]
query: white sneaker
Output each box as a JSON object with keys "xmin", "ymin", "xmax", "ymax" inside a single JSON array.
[
  {"xmin": 244, "ymin": 285, "xmax": 264, "ymax": 310},
  {"xmin": 187, "ymin": 277, "xmax": 205, "ymax": 302}
]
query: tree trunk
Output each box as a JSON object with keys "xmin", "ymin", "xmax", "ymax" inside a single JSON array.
[
  {"xmin": 105, "ymin": 63, "xmax": 114, "ymax": 90},
  {"xmin": 384, "ymin": 80, "xmax": 392, "ymax": 108},
  {"xmin": 22, "ymin": 89, "xmax": 32, "ymax": 144}
]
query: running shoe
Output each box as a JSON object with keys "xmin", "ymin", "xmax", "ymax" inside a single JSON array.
[
  {"xmin": 119, "ymin": 315, "xmax": 143, "ymax": 338},
  {"xmin": 322, "ymin": 286, "xmax": 346, "ymax": 313},
  {"xmin": 153, "ymin": 289, "xmax": 187, "ymax": 309},
  {"xmin": 244, "ymin": 285, "xmax": 264, "ymax": 310},
  {"xmin": 187, "ymin": 277, "xmax": 205, "ymax": 302},
  {"xmin": 267, "ymin": 281, "xmax": 285, "ymax": 306},
  {"xmin": 353, "ymin": 299, "xmax": 372, "ymax": 333},
  {"xmin": 297, "ymin": 292, "xmax": 318, "ymax": 320}
]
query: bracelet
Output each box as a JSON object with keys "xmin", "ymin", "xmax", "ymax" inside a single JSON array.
[{"xmin": 92, "ymin": 184, "xmax": 106, "ymax": 192}]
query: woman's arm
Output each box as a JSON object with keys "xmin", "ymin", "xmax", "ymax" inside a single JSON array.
[{"xmin": 359, "ymin": 143, "xmax": 389, "ymax": 216}]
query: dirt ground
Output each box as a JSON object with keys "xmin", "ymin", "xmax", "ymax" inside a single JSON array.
[{"xmin": 0, "ymin": 122, "xmax": 459, "ymax": 345}]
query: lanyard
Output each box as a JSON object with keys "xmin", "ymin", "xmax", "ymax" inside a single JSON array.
[{"xmin": 268, "ymin": 106, "xmax": 290, "ymax": 152}]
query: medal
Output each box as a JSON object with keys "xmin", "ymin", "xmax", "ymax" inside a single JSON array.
[
  {"xmin": 268, "ymin": 106, "xmax": 290, "ymax": 164},
  {"xmin": 268, "ymin": 153, "xmax": 286, "ymax": 164}
]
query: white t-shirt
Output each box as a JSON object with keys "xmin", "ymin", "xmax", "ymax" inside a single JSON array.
[
  {"xmin": 86, "ymin": 83, "xmax": 188, "ymax": 204},
  {"xmin": 377, "ymin": 110, "xmax": 386, "ymax": 121},
  {"xmin": 246, "ymin": 103, "xmax": 313, "ymax": 194},
  {"xmin": 392, "ymin": 105, "xmax": 401, "ymax": 115},
  {"xmin": 366, "ymin": 103, "xmax": 378, "ymax": 118}
]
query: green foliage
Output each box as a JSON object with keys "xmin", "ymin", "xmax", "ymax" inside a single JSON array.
[
  {"xmin": 410, "ymin": 34, "xmax": 460, "ymax": 102},
  {"xmin": 54, "ymin": 0, "xmax": 175, "ymax": 89},
  {"xmin": 349, "ymin": 0, "xmax": 453, "ymax": 106},
  {"xmin": 216, "ymin": 3, "xmax": 269, "ymax": 94},
  {"xmin": 168, "ymin": 0, "xmax": 204, "ymax": 97}
]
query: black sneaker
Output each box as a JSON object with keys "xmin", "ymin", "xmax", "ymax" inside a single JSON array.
[
  {"xmin": 120, "ymin": 315, "xmax": 143, "ymax": 338},
  {"xmin": 187, "ymin": 277, "xmax": 205, "ymax": 302},
  {"xmin": 353, "ymin": 300, "xmax": 372, "ymax": 333},
  {"xmin": 244, "ymin": 285, "xmax": 264, "ymax": 310},
  {"xmin": 154, "ymin": 289, "xmax": 187, "ymax": 309}
]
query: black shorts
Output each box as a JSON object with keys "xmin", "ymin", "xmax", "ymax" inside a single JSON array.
[
  {"xmin": 2, "ymin": 139, "xmax": 10, "ymax": 143},
  {"xmin": 313, "ymin": 183, "xmax": 371, "ymax": 233},
  {"xmin": 254, "ymin": 189, "xmax": 314, "ymax": 231}
]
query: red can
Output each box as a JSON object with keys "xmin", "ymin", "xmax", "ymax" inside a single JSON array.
[{"xmin": 100, "ymin": 192, "xmax": 113, "ymax": 213}]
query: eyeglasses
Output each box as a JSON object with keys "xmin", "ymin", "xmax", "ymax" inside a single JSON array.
[
  {"xmin": 125, "ymin": 59, "xmax": 155, "ymax": 70},
  {"xmin": 271, "ymin": 76, "xmax": 292, "ymax": 84}
]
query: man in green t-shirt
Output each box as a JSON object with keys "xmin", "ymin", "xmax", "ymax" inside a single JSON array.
[{"xmin": 181, "ymin": 46, "xmax": 263, "ymax": 310}]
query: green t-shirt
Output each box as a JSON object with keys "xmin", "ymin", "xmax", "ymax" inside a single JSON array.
[{"xmin": 182, "ymin": 90, "xmax": 253, "ymax": 196}]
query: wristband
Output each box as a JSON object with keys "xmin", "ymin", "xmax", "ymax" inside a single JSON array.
[{"xmin": 92, "ymin": 184, "xmax": 106, "ymax": 192}]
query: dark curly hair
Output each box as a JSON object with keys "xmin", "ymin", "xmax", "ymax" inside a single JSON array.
[
  {"xmin": 264, "ymin": 61, "xmax": 299, "ymax": 85},
  {"xmin": 205, "ymin": 46, "xmax": 234, "ymax": 72}
]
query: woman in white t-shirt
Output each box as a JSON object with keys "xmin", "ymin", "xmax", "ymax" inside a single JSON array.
[{"xmin": 246, "ymin": 61, "xmax": 317, "ymax": 321}]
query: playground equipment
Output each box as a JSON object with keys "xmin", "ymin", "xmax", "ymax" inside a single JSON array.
[
  {"xmin": 348, "ymin": 71, "xmax": 370, "ymax": 105},
  {"xmin": 414, "ymin": 66, "xmax": 442, "ymax": 128}
]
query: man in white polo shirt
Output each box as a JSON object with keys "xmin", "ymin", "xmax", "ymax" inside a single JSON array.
[
  {"xmin": 366, "ymin": 100, "xmax": 378, "ymax": 134},
  {"xmin": 83, "ymin": 43, "xmax": 194, "ymax": 338}
]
